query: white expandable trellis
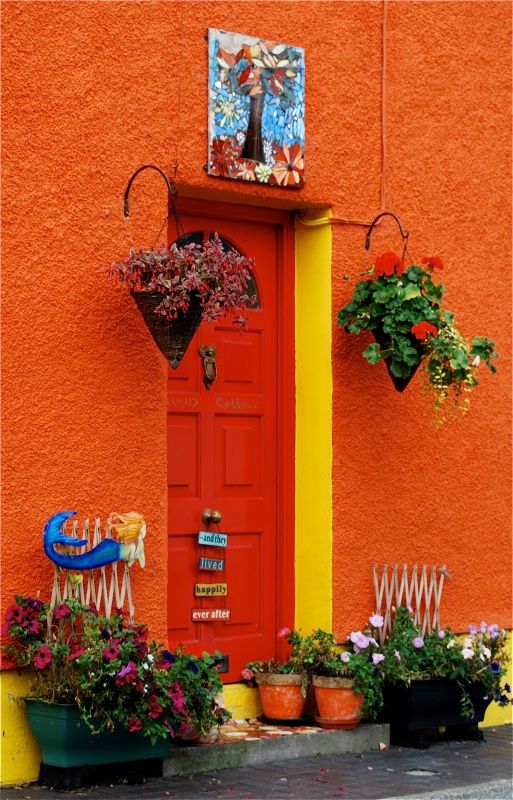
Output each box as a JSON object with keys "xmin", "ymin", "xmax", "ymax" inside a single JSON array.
[
  {"xmin": 50, "ymin": 517, "xmax": 135, "ymax": 621},
  {"xmin": 373, "ymin": 563, "xmax": 452, "ymax": 642}
]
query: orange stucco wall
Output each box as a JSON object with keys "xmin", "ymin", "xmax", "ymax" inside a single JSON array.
[{"xmin": 1, "ymin": 0, "xmax": 511, "ymax": 645}]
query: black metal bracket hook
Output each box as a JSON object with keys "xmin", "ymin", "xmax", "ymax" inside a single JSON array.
[
  {"xmin": 365, "ymin": 211, "xmax": 409, "ymax": 251},
  {"xmin": 123, "ymin": 164, "xmax": 176, "ymax": 219}
]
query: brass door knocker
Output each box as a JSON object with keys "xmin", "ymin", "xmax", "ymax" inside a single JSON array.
[{"xmin": 199, "ymin": 345, "xmax": 217, "ymax": 389}]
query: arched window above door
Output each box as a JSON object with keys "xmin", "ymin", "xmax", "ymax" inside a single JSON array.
[{"xmin": 172, "ymin": 231, "xmax": 260, "ymax": 309}]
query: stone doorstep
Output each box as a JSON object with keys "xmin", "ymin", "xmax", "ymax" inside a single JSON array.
[{"xmin": 163, "ymin": 721, "xmax": 390, "ymax": 777}]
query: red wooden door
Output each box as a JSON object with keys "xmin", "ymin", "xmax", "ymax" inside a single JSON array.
[{"xmin": 167, "ymin": 204, "xmax": 292, "ymax": 682}]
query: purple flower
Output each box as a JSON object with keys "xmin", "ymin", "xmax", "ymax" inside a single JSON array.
[
  {"xmin": 468, "ymin": 625, "xmax": 478, "ymax": 636},
  {"xmin": 372, "ymin": 653, "xmax": 385, "ymax": 665},
  {"xmin": 489, "ymin": 661, "xmax": 501, "ymax": 674},
  {"xmin": 412, "ymin": 636, "xmax": 424, "ymax": 649},
  {"xmin": 369, "ymin": 614, "xmax": 384, "ymax": 628},
  {"xmin": 504, "ymin": 683, "xmax": 511, "ymax": 694},
  {"xmin": 393, "ymin": 649, "xmax": 401, "ymax": 661},
  {"xmin": 437, "ymin": 629, "xmax": 445, "ymax": 639},
  {"xmin": 479, "ymin": 621, "xmax": 488, "ymax": 634},
  {"xmin": 350, "ymin": 632, "xmax": 370, "ymax": 650},
  {"xmin": 340, "ymin": 652, "xmax": 351, "ymax": 663},
  {"xmin": 488, "ymin": 624, "xmax": 500, "ymax": 640}
]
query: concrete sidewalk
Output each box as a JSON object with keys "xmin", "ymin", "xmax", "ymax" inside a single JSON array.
[{"xmin": 2, "ymin": 725, "xmax": 512, "ymax": 800}]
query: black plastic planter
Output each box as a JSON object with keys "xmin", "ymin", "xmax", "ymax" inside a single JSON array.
[
  {"xmin": 382, "ymin": 679, "xmax": 491, "ymax": 748},
  {"xmin": 372, "ymin": 326, "xmax": 422, "ymax": 392}
]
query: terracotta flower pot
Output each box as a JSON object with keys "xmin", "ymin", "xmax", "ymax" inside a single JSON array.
[
  {"xmin": 254, "ymin": 673, "xmax": 306, "ymax": 721},
  {"xmin": 312, "ymin": 675, "xmax": 363, "ymax": 730}
]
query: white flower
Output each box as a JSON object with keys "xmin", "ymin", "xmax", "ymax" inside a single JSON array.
[
  {"xmin": 472, "ymin": 356, "xmax": 481, "ymax": 367},
  {"xmin": 447, "ymin": 640, "xmax": 456, "ymax": 649},
  {"xmin": 462, "ymin": 648, "xmax": 474, "ymax": 659},
  {"xmin": 142, "ymin": 662, "xmax": 149, "ymax": 670},
  {"xmin": 464, "ymin": 637, "xmax": 473, "ymax": 649},
  {"xmin": 147, "ymin": 653, "xmax": 155, "ymax": 662},
  {"xmin": 340, "ymin": 652, "xmax": 351, "ymax": 663},
  {"xmin": 481, "ymin": 646, "xmax": 491, "ymax": 658}
]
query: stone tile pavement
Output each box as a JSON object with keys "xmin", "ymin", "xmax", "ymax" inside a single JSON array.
[{"xmin": 2, "ymin": 725, "xmax": 512, "ymax": 800}]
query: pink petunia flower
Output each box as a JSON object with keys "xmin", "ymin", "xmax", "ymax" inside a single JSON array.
[
  {"xmin": 103, "ymin": 641, "xmax": 121, "ymax": 661},
  {"xmin": 369, "ymin": 614, "xmax": 384, "ymax": 628},
  {"xmin": 277, "ymin": 627, "xmax": 291, "ymax": 639},
  {"xmin": 34, "ymin": 645, "xmax": 52, "ymax": 669},
  {"xmin": 372, "ymin": 653, "xmax": 385, "ymax": 665},
  {"xmin": 412, "ymin": 636, "xmax": 424, "ymax": 649},
  {"xmin": 53, "ymin": 603, "xmax": 71, "ymax": 620},
  {"xmin": 6, "ymin": 604, "xmax": 24, "ymax": 624}
]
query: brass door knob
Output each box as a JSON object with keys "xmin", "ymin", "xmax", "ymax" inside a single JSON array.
[{"xmin": 202, "ymin": 508, "xmax": 222, "ymax": 526}]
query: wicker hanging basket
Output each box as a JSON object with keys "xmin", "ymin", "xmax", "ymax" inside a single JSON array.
[{"xmin": 131, "ymin": 291, "xmax": 203, "ymax": 369}]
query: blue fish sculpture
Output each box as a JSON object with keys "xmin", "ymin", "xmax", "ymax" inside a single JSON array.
[{"xmin": 44, "ymin": 511, "xmax": 146, "ymax": 570}]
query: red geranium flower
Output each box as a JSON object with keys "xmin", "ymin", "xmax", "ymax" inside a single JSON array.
[
  {"xmin": 411, "ymin": 321, "xmax": 438, "ymax": 340},
  {"xmin": 422, "ymin": 256, "xmax": 444, "ymax": 271},
  {"xmin": 34, "ymin": 645, "xmax": 52, "ymax": 669},
  {"xmin": 127, "ymin": 717, "xmax": 142, "ymax": 732},
  {"xmin": 374, "ymin": 252, "xmax": 405, "ymax": 277}
]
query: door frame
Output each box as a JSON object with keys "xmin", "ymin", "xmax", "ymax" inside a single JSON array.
[{"xmin": 168, "ymin": 197, "xmax": 296, "ymax": 664}]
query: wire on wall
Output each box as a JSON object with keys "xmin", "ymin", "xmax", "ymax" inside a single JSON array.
[{"xmin": 298, "ymin": 0, "xmax": 389, "ymax": 230}]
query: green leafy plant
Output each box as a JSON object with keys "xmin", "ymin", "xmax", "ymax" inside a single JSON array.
[
  {"xmin": 107, "ymin": 233, "xmax": 256, "ymax": 327},
  {"xmin": 381, "ymin": 606, "xmax": 512, "ymax": 717},
  {"xmin": 2, "ymin": 596, "xmax": 230, "ymax": 743},
  {"xmin": 337, "ymin": 252, "xmax": 497, "ymax": 423}
]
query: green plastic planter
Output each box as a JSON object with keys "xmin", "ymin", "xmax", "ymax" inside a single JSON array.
[{"xmin": 25, "ymin": 699, "xmax": 171, "ymax": 768}]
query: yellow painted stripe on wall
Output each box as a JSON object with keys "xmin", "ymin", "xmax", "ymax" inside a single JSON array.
[
  {"xmin": 0, "ymin": 671, "xmax": 40, "ymax": 785},
  {"xmin": 295, "ymin": 210, "xmax": 332, "ymax": 633},
  {"xmin": 482, "ymin": 632, "xmax": 513, "ymax": 727}
]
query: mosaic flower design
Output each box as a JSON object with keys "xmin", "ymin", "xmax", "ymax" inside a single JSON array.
[
  {"xmin": 209, "ymin": 137, "xmax": 238, "ymax": 177},
  {"xmin": 271, "ymin": 142, "xmax": 304, "ymax": 187}
]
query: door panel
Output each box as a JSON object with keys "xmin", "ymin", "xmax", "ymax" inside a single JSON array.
[{"xmin": 167, "ymin": 209, "xmax": 283, "ymax": 682}]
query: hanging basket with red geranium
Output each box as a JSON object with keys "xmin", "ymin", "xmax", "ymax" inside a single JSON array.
[{"xmin": 337, "ymin": 214, "xmax": 497, "ymax": 423}]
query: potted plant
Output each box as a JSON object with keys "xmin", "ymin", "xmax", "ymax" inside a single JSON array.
[
  {"xmin": 108, "ymin": 234, "xmax": 256, "ymax": 369},
  {"xmin": 1, "ymin": 596, "xmax": 230, "ymax": 773},
  {"xmin": 241, "ymin": 627, "xmax": 310, "ymax": 722},
  {"xmin": 337, "ymin": 252, "xmax": 497, "ymax": 424},
  {"xmin": 380, "ymin": 606, "xmax": 512, "ymax": 747},
  {"xmin": 285, "ymin": 620, "xmax": 385, "ymax": 730}
]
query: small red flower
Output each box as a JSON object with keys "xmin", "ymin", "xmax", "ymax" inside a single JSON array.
[
  {"xmin": 27, "ymin": 620, "xmax": 42, "ymax": 635},
  {"xmin": 374, "ymin": 252, "xmax": 405, "ymax": 277},
  {"xmin": 148, "ymin": 699, "xmax": 163, "ymax": 719},
  {"xmin": 34, "ymin": 645, "xmax": 52, "ymax": 669},
  {"xmin": 422, "ymin": 256, "xmax": 444, "ymax": 271},
  {"xmin": 127, "ymin": 717, "xmax": 142, "ymax": 732},
  {"xmin": 67, "ymin": 647, "xmax": 86, "ymax": 661},
  {"xmin": 411, "ymin": 321, "xmax": 438, "ymax": 340},
  {"xmin": 277, "ymin": 627, "xmax": 291, "ymax": 639}
]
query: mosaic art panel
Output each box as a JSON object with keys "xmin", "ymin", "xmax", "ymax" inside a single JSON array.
[{"xmin": 208, "ymin": 29, "xmax": 305, "ymax": 189}]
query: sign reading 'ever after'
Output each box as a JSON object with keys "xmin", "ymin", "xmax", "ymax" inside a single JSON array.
[
  {"xmin": 198, "ymin": 531, "xmax": 228, "ymax": 547},
  {"xmin": 191, "ymin": 608, "xmax": 231, "ymax": 622}
]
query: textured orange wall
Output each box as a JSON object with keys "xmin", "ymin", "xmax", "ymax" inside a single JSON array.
[
  {"xmin": 332, "ymin": 1, "xmax": 512, "ymax": 635},
  {"xmin": 1, "ymin": 1, "xmax": 510, "ymax": 641}
]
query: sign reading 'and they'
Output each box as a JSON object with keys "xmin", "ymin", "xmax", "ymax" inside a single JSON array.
[{"xmin": 198, "ymin": 530, "xmax": 228, "ymax": 547}]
